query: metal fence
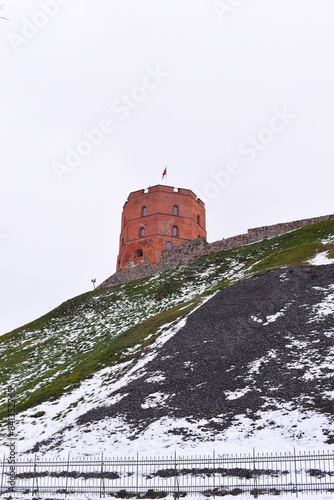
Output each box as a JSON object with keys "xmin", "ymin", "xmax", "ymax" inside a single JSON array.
[{"xmin": 1, "ymin": 450, "xmax": 333, "ymax": 497}]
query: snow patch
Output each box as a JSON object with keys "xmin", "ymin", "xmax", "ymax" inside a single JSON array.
[
  {"xmin": 145, "ymin": 372, "xmax": 166, "ymax": 383},
  {"xmin": 247, "ymin": 350, "xmax": 277, "ymax": 375},
  {"xmin": 141, "ymin": 392, "xmax": 169, "ymax": 409},
  {"xmin": 225, "ymin": 387, "xmax": 250, "ymax": 400},
  {"xmin": 263, "ymin": 303, "xmax": 292, "ymax": 325},
  {"xmin": 310, "ymin": 285, "xmax": 334, "ymax": 320},
  {"xmin": 322, "ymin": 235, "xmax": 334, "ymax": 244},
  {"xmin": 251, "ymin": 315, "xmax": 263, "ymax": 323},
  {"xmin": 308, "ymin": 251, "xmax": 334, "ymax": 265}
]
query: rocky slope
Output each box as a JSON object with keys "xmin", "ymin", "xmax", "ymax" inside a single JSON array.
[
  {"xmin": 30, "ymin": 264, "xmax": 334, "ymax": 456},
  {"xmin": 1, "ymin": 220, "xmax": 334, "ymax": 457}
]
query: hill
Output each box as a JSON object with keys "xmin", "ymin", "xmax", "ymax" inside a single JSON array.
[{"xmin": 1, "ymin": 220, "xmax": 334, "ymax": 457}]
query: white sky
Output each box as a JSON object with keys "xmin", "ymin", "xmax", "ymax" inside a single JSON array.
[{"xmin": 1, "ymin": 0, "xmax": 333, "ymax": 335}]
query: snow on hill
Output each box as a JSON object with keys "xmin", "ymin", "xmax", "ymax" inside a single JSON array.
[{"xmin": 1, "ymin": 220, "xmax": 334, "ymax": 459}]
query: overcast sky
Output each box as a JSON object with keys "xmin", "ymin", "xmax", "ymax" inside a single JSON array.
[{"xmin": 1, "ymin": 0, "xmax": 333, "ymax": 335}]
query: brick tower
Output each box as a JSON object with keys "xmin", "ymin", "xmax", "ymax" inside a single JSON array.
[{"xmin": 116, "ymin": 185, "xmax": 206, "ymax": 271}]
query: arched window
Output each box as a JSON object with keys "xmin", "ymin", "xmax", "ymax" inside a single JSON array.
[
  {"xmin": 197, "ymin": 214, "xmax": 201, "ymax": 225},
  {"xmin": 134, "ymin": 249, "xmax": 143, "ymax": 258},
  {"xmin": 123, "ymin": 217, "xmax": 127, "ymax": 227},
  {"xmin": 172, "ymin": 226, "xmax": 178, "ymax": 237},
  {"xmin": 173, "ymin": 205, "xmax": 179, "ymax": 216},
  {"xmin": 165, "ymin": 241, "xmax": 172, "ymax": 250},
  {"xmin": 142, "ymin": 206, "xmax": 147, "ymax": 217},
  {"xmin": 139, "ymin": 227, "xmax": 145, "ymax": 238}
]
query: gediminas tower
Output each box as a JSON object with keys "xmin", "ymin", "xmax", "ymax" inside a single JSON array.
[{"xmin": 116, "ymin": 185, "xmax": 206, "ymax": 271}]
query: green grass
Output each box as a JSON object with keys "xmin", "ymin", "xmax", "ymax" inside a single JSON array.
[{"xmin": 0, "ymin": 298, "xmax": 200, "ymax": 420}]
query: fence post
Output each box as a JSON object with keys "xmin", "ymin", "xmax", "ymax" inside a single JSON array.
[
  {"xmin": 213, "ymin": 449, "xmax": 215, "ymax": 495},
  {"xmin": 31, "ymin": 456, "xmax": 35, "ymax": 495},
  {"xmin": 136, "ymin": 453, "xmax": 139, "ymax": 495},
  {"xmin": 100, "ymin": 453, "xmax": 105, "ymax": 498},
  {"xmin": 253, "ymin": 448, "xmax": 257, "ymax": 496},
  {"xmin": 330, "ymin": 449, "xmax": 334, "ymax": 492},
  {"xmin": 65, "ymin": 452, "xmax": 70, "ymax": 497},
  {"xmin": 293, "ymin": 448, "xmax": 298, "ymax": 498},
  {"xmin": 174, "ymin": 451, "xmax": 179, "ymax": 498},
  {"xmin": 32, "ymin": 454, "xmax": 39, "ymax": 495}
]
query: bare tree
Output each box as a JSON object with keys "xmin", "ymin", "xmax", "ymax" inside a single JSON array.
[{"xmin": 0, "ymin": 4, "xmax": 8, "ymax": 20}]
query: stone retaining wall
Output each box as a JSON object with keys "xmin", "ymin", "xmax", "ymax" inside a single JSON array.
[{"xmin": 97, "ymin": 213, "xmax": 334, "ymax": 289}]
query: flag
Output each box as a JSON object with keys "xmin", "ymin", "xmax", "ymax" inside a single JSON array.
[{"xmin": 162, "ymin": 167, "xmax": 167, "ymax": 180}]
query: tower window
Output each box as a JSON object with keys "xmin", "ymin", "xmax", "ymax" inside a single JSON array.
[
  {"xmin": 134, "ymin": 249, "xmax": 143, "ymax": 258},
  {"xmin": 197, "ymin": 214, "xmax": 201, "ymax": 225},
  {"xmin": 142, "ymin": 206, "xmax": 147, "ymax": 217},
  {"xmin": 173, "ymin": 205, "xmax": 179, "ymax": 216},
  {"xmin": 123, "ymin": 217, "xmax": 127, "ymax": 227},
  {"xmin": 165, "ymin": 241, "xmax": 172, "ymax": 250},
  {"xmin": 139, "ymin": 227, "xmax": 145, "ymax": 238},
  {"xmin": 172, "ymin": 226, "xmax": 178, "ymax": 237}
]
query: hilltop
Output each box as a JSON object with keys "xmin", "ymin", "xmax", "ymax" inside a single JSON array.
[{"xmin": 1, "ymin": 220, "xmax": 334, "ymax": 457}]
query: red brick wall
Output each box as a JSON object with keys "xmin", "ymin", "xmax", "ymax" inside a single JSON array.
[{"xmin": 116, "ymin": 185, "xmax": 206, "ymax": 270}]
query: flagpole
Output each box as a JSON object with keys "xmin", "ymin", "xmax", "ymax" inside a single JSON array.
[{"xmin": 161, "ymin": 166, "xmax": 167, "ymax": 185}]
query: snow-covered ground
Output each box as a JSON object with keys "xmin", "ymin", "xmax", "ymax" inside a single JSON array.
[
  {"xmin": 1, "ymin": 236, "xmax": 334, "ymax": 473},
  {"xmin": 4, "ymin": 267, "xmax": 333, "ymax": 460}
]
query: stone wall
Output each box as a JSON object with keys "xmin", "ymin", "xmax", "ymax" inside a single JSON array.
[
  {"xmin": 208, "ymin": 214, "xmax": 334, "ymax": 254},
  {"xmin": 97, "ymin": 213, "xmax": 334, "ymax": 289}
]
